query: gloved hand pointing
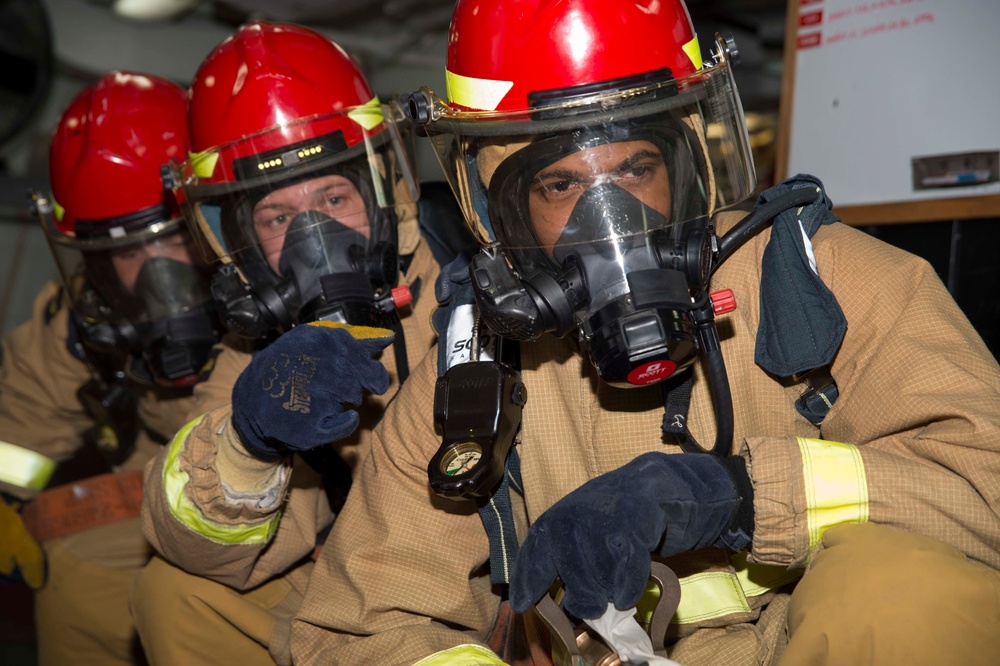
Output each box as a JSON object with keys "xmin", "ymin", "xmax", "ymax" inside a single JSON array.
[
  {"xmin": 232, "ymin": 321, "xmax": 395, "ymax": 461},
  {"xmin": 0, "ymin": 495, "xmax": 45, "ymax": 589},
  {"xmin": 509, "ymin": 452, "xmax": 754, "ymax": 620}
]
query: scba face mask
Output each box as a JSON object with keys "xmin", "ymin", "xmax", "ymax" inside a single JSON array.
[
  {"xmin": 177, "ymin": 107, "xmax": 420, "ymax": 340},
  {"xmin": 470, "ymin": 125, "xmax": 720, "ymax": 388},
  {"xmin": 128, "ymin": 257, "xmax": 219, "ymax": 385},
  {"xmin": 80, "ymin": 249, "xmax": 220, "ymax": 387},
  {"xmin": 39, "ymin": 213, "xmax": 223, "ymax": 389},
  {"xmin": 277, "ymin": 210, "xmax": 397, "ymax": 324},
  {"xmin": 208, "ymin": 163, "xmax": 405, "ymax": 337}
]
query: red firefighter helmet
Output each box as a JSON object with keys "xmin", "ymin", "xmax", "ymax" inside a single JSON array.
[
  {"xmin": 174, "ymin": 21, "xmax": 418, "ymax": 335},
  {"xmin": 445, "ymin": 0, "xmax": 702, "ymax": 112},
  {"xmin": 48, "ymin": 71, "xmax": 188, "ymax": 236},
  {"xmin": 187, "ymin": 21, "xmax": 384, "ymax": 186},
  {"xmin": 414, "ymin": 0, "xmax": 755, "ymax": 248},
  {"xmin": 37, "ymin": 71, "xmax": 220, "ymax": 388}
]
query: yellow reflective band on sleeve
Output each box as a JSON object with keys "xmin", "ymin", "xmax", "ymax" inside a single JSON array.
[
  {"xmin": 163, "ymin": 416, "xmax": 281, "ymax": 545},
  {"xmin": 797, "ymin": 437, "xmax": 869, "ymax": 557},
  {"xmin": 0, "ymin": 441, "xmax": 56, "ymax": 491},
  {"xmin": 682, "ymin": 35, "xmax": 704, "ymax": 71},
  {"xmin": 347, "ymin": 96, "xmax": 384, "ymax": 131},
  {"xmin": 412, "ymin": 644, "xmax": 506, "ymax": 666},
  {"xmin": 446, "ymin": 70, "xmax": 514, "ymax": 111},
  {"xmin": 189, "ymin": 150, "xmax": 220, "ymax": 179}
]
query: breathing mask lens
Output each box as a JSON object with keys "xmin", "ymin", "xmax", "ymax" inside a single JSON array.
[
  {"xmin": 277, "ymin": 209, "xmax": 368, "ymax": 307},
  {"xmin": 124, "ymin": 256, "xmax": 217, "ymax": 386},
  {"xmin": 133, "ymin": 256, "xmax": 213, "ymax": 321}
]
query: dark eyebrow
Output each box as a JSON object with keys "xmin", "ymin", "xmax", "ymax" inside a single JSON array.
[
  {"xmin": 534, "ymin": 167, "xmax": 585, "ymax": 182},
  {"xmin": 534, "ymin": 149, "xmax": 664, "ymax": 182},
  {"xmin": 613, "ymin": 150, "xmax": 664, "ymax": 173},
  {"xmin": 253, "ymin": 202, "xmax": 296, "ymax": 214}
]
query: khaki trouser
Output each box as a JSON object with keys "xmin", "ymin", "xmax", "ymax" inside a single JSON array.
[
  {"xmin": 130, "ymin": 555, "xmax": 310, "ymax": 666},
  {"xmin": 34, "ymin": 518, "xmax": 151, "ymax": 666},
  {"xmin": 778, "ymin": 523, "xmax": 1000, "ymax": 665}
]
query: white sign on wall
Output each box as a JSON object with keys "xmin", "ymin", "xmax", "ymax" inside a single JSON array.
[{"xmin": 778, "ymin": 0, "xmax": 1000, "ymax": 223}]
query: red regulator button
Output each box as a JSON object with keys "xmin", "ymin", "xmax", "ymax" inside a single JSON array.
[
  {"xmin": 391, "ymin": 285, "xmax": 413, "ymax": 309},
  {"xmin": 627, "ymin": 359, "xmax": 678, "ymax": 385},
  {"xmin": 710, "ymin": 289, "xmax": 737, "ymax": 315}
]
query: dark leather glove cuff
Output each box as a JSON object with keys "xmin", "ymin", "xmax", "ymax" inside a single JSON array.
[
  {"xmin": 231, "ymin": 414, "xmax": 288, "ymax": 463},
  {"xmin": 715, "ymin": 455, "xmax": 755, "ymax": 552}
]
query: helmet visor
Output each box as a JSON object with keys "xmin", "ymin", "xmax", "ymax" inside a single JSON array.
[
  {"xmin": 420, "ymin": 41, "xmax": 754, "ymax": 260},
  {"xmin": 174, "ymin": 103, "xmax": 418, "ymax": 270}
]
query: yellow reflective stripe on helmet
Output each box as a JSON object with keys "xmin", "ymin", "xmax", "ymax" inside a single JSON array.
[
  {"xmin": 682, "ymin": 35, "xmax": 703, "ymax": 71},
  {"xmin": 0, "ymin": 441, "xmax": 56, "ymax": 491},
  {"xmin": 797, "ymin": 437, "xmax": 869, "ymax": 556},
  {"xmin": 347, "ymin": 96, "xmax": 384, "ymax": 131},
  {"xmin": 164, "ymin": 416, "xmax": 281, "ymax": 545},
  {"xmin": 446, "ymin": 70, "xmax": 514, "ymax": 111},
  {"xmin": 189, "ymin": 150, "xmax": 220, "ymax": 179},
  {"xmin": 412, "ymin": 644, "xmax": 505, "ymax": 666}
]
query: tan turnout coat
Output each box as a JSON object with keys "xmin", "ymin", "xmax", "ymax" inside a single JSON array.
[{"xmin": 290, "ymin": 212, "xmax": 1000, "ymax": 665}]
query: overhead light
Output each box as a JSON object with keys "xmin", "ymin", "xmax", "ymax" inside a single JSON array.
[{"xmin": 112, "ymin": 0, "xmax": 202, "ymax": 22}]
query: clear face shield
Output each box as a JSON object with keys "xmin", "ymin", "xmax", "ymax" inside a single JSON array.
[
  {"xmin": 415, "ymin": 35, "xmax": 755, "ymax": 387},
  {"xmin": 170, "ymin": 102, "xmax": 419, "ymax": 336},
  {"xmin": 34, "ymin": 193, "xmax": 219, "ymax": 387}
]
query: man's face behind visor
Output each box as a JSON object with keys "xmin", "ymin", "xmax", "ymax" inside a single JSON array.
[
  {"xmin": 109, "ymin": 230, "xmax": 200, "ymax": 295},
  {"xmin": 528, "ymin": 140, "xmax": 673, "ymax": 253},
  {"xmin": 251, "ymin": 173, "xmax": 370, "ymax": 274}
]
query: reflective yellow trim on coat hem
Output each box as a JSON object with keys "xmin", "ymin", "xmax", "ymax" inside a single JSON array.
[
  {"xmin": 412, "ymin": 644, "xmax": 505, "ymax": 666},
  {"xmin": 797, "ymin": 437, "xmax": 869, "ymax": 557},
  {"xmin": 732, "ymin": 551, "xmax": 802, "ymax": 598},
  {"xmin": 0, "ymin": 441, "xmax": 56, "ymax": 491},
  {"xmin": 634, "ymin": 555, "xmax": 801, "ymax": 626},
  {"xmin": 164, "ymin": 416, "xmax": 280, "ymax": 545},
  {"xmin": 674, "ymin": 571, "xmax": 751, "ymax": 623}
]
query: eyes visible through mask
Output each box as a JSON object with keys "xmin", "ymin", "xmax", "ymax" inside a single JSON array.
[
  {"xmin": 251, "ymin": 174, "xmax": 370, "ymax": 273},
  {"xmin": 110, "ymin": 231, "xmax": 198, "ymax": 295},
  {"xmin": 526, "ymin": 140, "xmax": 672, "ymax": 253}
]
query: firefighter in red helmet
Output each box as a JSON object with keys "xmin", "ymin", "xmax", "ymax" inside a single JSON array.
[
  {"xmin": 131, "ymin": 21, "xmax": 447, "ymax": 665},
  {"xmin": 43, "ymin": 72, "xmax": 220, "ymax": 388},
  {"xmin": 0, "ymin": 71, "xmax": 220, "ymax": 665},
  {"xmin": 290, "ymin": 1, "xmax": 1000, "ymax": 664}
]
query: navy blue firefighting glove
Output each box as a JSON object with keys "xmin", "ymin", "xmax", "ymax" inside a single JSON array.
[
  {"xmin": 232, "ymin": 321, "xmax": 394, "ymax": 462},
  {"xmin": 509, "ymin": 452, "xmax": 753, "ymax": 619}
]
